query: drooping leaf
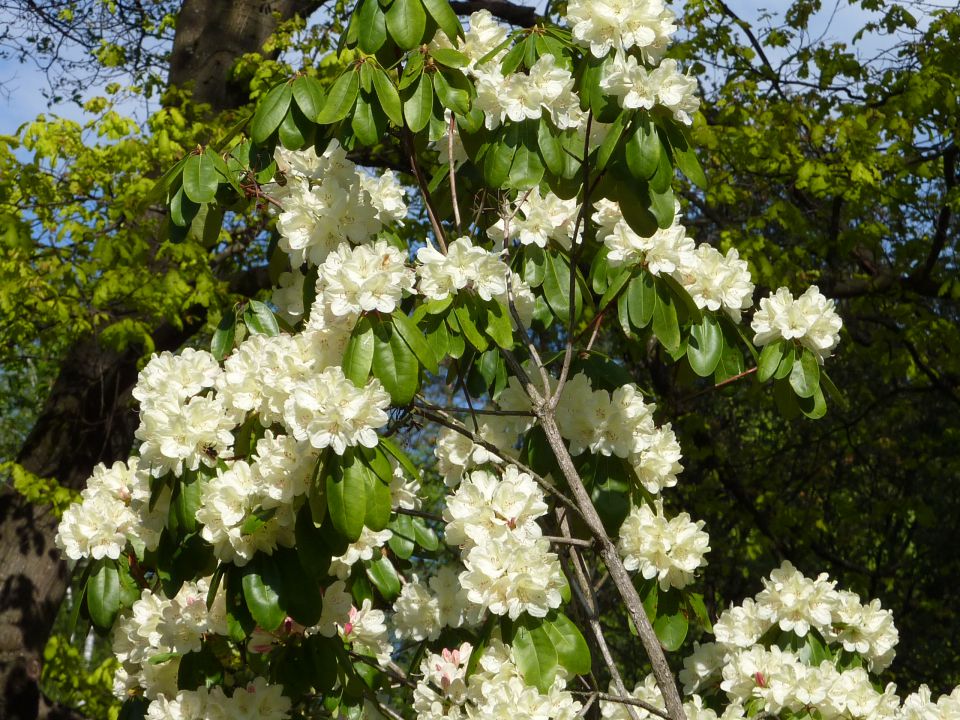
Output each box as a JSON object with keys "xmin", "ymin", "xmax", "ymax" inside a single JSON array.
[
  {"xmin": 372, "ymin": 67, "xmax": 403, "ymax": 126},
  {"xmin": 356, "ymin": 0, "xmax": 388, "ymax": 53},
  {"xmin": 687, "ymin": 314, "xmax": 723, "ymax": 377},
  {"xmin": 386, "ymin": 0, "xmax": 427, "ymax": 50},
  {"xmin": 326, "ymin": 451, "xmax": 369, "ymax": 543},
  {"xmin": 512, "ymin": 621, "xmax": 559, "ymax": 692},
  {"xmin": 366, "ymin": 556, "xmax": 402, "ymax": 600},
  {"xmin": 292, "ymin": 75, "xmax": 327, "ymax": 121},
  {"xmin": 316, "ymin": 70, "xmax": 359, "ymax": 125},
  {"xmin": 790, "ymin": 347, "xmax": 821, "ymax": 398},
  {"xmin": 211, "ymin": 307, "xmax": 236, "ymax": 362},
  {"xmin": 251, "ymin": 82, "xmax": 293, "ymax": 144},
  {"xmin": 87, "ymin": 558, "xmax": 121, "ymax": 629},
  {"xmin": 392, "ymin": 310, "xmax": 439, "ymax": 374},
  {"xmin": 241, "ymin": 559, "xmax": 286, "ymax": 632},
  {"xmin": 403, "ymin": 72, "xmax": 434, "ymax": 133},
  {"xmin": 372, "ymin": 319, "xmax": 420, "ymax": 405},
  {"xmin": 182, "ymin": 152, "xmax": 219, "ymax": 204},
  {"xmin": 243, "ymin": 300, "xmax": 280, "ymax": 336},
  {"xmin": 652, "ymin": 278, "xmax": 681, "ymax": 352}
]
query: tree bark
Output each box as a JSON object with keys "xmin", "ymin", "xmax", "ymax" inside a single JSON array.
[{"xmin": 0, "ymin": 1, "xmax": 305, "ymax": 716}]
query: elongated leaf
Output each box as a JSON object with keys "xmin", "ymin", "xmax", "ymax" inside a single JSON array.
[
  {"xmin": 625, "ymin": 116, "xmax": 660, "ymax": 180},
  {"xmin": 799, "ymin": 384, "xmax": 828, "ymax": 419},
  {"xmin": 687, "ymin": 314, "xmax": 723, "ymax": 377},
  {"xmin": 361, "ymin": 452, "xmax": 393, "ymax": 530},
  {"xmin": 431, "ymin": 47, "xmax": 468, "ymax": 68},
  {"xmin": 775, "ymin": 345, "xmax": 796, "ymax": 379},
  {"xmin": 326, "ymin": 452, "xmax": 368, "ymax": 542},
  {"xmin": 412, "ymin": 517, "xmax": 438, "ymax": 550},
  {"xmin": 403, "ymin": 72, "xmax": 434, "ymax": 133},
  {"xmin": 483, "ymin": 131, "xmax": 518, "ymax": 188},
  {"xmin": 351, "ymin": 95, "xmax": 379, "ymax": 146},
  {"xmin": 316, "ymin": 70, "xmax": 359, "ymax": 124},
  {"xmin": 182, "ymin": 152, "xmax": 219, "ymax": 204},
  {"xmin": 790, "ymin": 347, "xmax": 821, "ymax": 398},
  {"xmin": 433, "ymin": 70, "xmax": 470, "ymax": 114},
  {"xmin": 211, "ymin": 308, "xmax": 236, "ymax": 362},
  {"xmin": 599, "ymin": 267, "xmax": 631, "ymax": 310},
  {"xmin": 278, "ymin": 103, "xmax": 309, "ymax": 149},
  {"xmin": 542, "ymin": 613, "xmax": 591, "ymax": 675},
  {"xmin": 372, "ymin": 67, "xmax": 403, "ymax": 126},
  {"xmin": 757, "ymin": 340, "xmax": 786, "ymax": 382},
  {"xmin": 537, "ymin": 117, "xmax": 565, "ymax": 176},
  {"xmin": 596, "ymin": 111, "xmax": 629, "ymax": 172},
  {"xmin": 243, "ymin": 300, "xmax": 280, "ymax": 336},
  {"xmin": 251, "ymin": 82, "xmax": 293, "ymax": 144},
  {"xmin": 653, "ymin": 607, "xmax": 689, "ymax": 651},
  {"xmin": 652, "ymin": 279, "xmax": 681, "ymax": 352},
  {"xmin": 542, "ymin": 251, "xmax": 579, "ymax": 323},
  {"xmin": 380, "ymin": 436, "xmax": 422, "ymax": 482},
  {"xmin": 388, "ymin": 514, "xmax": 416, "ymax": 559},
  {"xmin": 664, "ymin": 121, "xmax": 707, "ymax": 189},
  {"xmin": 513, "ymin": 623, "xmax": 559, "ymax": 692},
  {"xmin": 241, "ymin": 561, "xmax": 286, "ymax": 631},
  {"xmin": 357, "ymin": 0, "xmax": 387, "ymax": 53},
  {"xmin": 627, "ymin": 270, "xmax": 656, "ymax": 330},
  {"xmin": 87, "ymin": 559, "xmax": 121, "ymax": 629},
  {"xmin": 484, "ymin": 300, "xmax": 514, "ymax": 349},
  {"xmin": 203, "ymin": 146, "xmax": 241, "ymax": 194},
  {"xmin": 367, "ymin": 556, "xmax": 401, "ymax": 600},
  {"xmin": 423, "ymin": 0, "xmax": 463, "ymax": 41},
  {"xmin": 292, "ymin": 76, "xmax": 326, "ymax": 121},
  {"xmin": 372, "ymin": 320, "xmax": 420, "ymax": 404},
  {"xmin": 386, "ymin": 0, "xmax": 426, "ymax": 50},
  {"xmin": 392, "ymin": 310, "xmax": 439, "ymax": 374},
  {"xmin": 343, "ymin": 317, "xmax": 376, "ymax": 385}
]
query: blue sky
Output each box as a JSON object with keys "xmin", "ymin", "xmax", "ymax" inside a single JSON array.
[{"xmin": 0, "ymin": 0, "xmax": 953, "ymax": 137}]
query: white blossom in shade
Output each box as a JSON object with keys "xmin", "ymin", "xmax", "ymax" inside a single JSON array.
[
  {"xmin": 229, "ymin": 677, "xmax": 293, "ymax": 719},
  {"xmin": 251, "ymin": 430, "xmax": 318, "ymax": 507},
  {"xmin": 649, "ymin": 58, "xmax": 700, "ymax": 125},
  {"xmin": 603, "ymin": 676, "xmax": 717, "ymax": 720},
  {"xmin": 132, "ymin": 348, "xmax": 221, "ymax": 410},
  {"xmin": 459, "ymin": 10, "xmax": 508, "ymax": 68},
  {"xmin": 630, "ymin": 423, "xmax": 683, "ymax": 494},
  {"xmin": 459, "ymin": 533, "xmax": 566, "ymax": 619},
  {"xmin": 359, "ymin": 169, "xmax": 408, "ymax": 223},
  {"xmin": 430, "ymin": 565, "xmax": 474, "ymax": 629},
  {"xmin": 486, "ymin": 188, "xmax": 580, "ymax": 249},
  {"xmin": 416, "ymin": 236, "xmax": 492, "ymax": 300},
  {"xmin": 281, "ymin": 367, "xmax": 390, "ymax": 455},
  {"xmin": 135, "ymin": 393, "xmax": 236, "ymax": 478},
  {"xmin": 679, "ymin": 642, "xmax": 728, "ymax": 695},
  {"xmin": 390, "ymin": 464, "xmax": 421, "ymax": 510},
  {"xmin": 196, "ymin": 459, "xmax": 296, "ymax": 566},
  {"xmin": 827, "ymin": 590, "xmax": 898, "ymax": 672},
  {"xmin": 329, "ymin": 526, "xmax": 393, "ymax": 580},
  {"xmin": 342, "ymin": 600, "xmax": 393, "ymax": 666},
  {"xmin": 712, "ymin": 598, "xmax": 770, "ymax": 649},
  {"xmin": 435, "ymin": 426, "xmax": 501, "ymax": 487},
  {"xmin": 56, "ymin": 460, "xmax": 139, "ymax": 561},
  {"xmin": 271, "ymin": 269, "xmax": 306, "ymax": 324},
  {"xmin": 313, "ymin": 580, "xmax": 352, "ymax": 637},
  {"xmin": 145, "ymin": 688, "xmax": 208, "ymax": 720},
  {"xmin": 599, "ymin": 52, "xmax": 657, "ymax": 110},
  {"xmin": 317, "ymin": 240, "xmax": 414, "ymax": 316},
  {"xmin": 393, "ymin": 575, "xmax": 442, "ymax": 641},
  {"xmin": 754, "ymin": 560, "xmax": 839, "ymax": 637},
  {"xmin": 443, "ymin": 466, "xmax": 548, "ymax": 549},
  {"xmin": 679, "ymin": 245, "xmax": 755, "ymax": 320},
  {"xmin": 565, "ymin": 0, "xmax": 676, "ymax": 61},
  {"xmin": 750, "ymin": 285, "xmax": 843, "ymax": 363},
  {"xmin": 618, "ymin": 501, "xmax": 710, "ymax": 590},
  {"xmin": 413, "ymin": 644, "xmax": 473, "ymax": 720}
]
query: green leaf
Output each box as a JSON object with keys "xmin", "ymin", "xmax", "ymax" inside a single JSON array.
[
  {"xmin": 596, "ymin": 110, "xmax": 629, "ymax": 172},
  {"xmin": 650, "ymin": 186, "xmax": 676, "ymax": 228},
  {"xmin": 451, "ymin": 302, "xmax": 488, "ymax": 351},
  {"xmin": 357, "ymin": 0, "xmax": 387, "ymax": 53},
  {"xmin": 412, "ymin": 517, "xmax": 438, "ymax": 550},
  {"xmin": 627, "ymin": 270, "xmax": 656, "ymax": 330},
  {"xmin": 618, "ymin": 184, "xmax": 658, "ymax": 237},
  {"xmin": 366, "ymin": 556, "xmax": 402, "ymax": 600},
  {"xmin": 372, "ymin": 319, "xmax": 420, "ymax": 405},
  {"xmin": 687, "ymin": 314, "xmax": 723, "ymax": 377},
  {"xmin": 799, "ymin": 384, "xmax": 828, "ymax": 419},
  {"xmin": 542, "ymin": 251, "xmax": 581, "ymax": 324},
  {"xmin": 392, "ymin": 310, "xmax": 439, "ymax": 374},
  {"xmin": 507, "ymin": 120, "xmax": 545, "ymax": 189},
  {"xmin": 361, "ymin": 452, "xmax": 393, "ymax": 531},
  {"xmin": 653, "ymin": 606, "xmax": 689, "ymax": 651},
  {"xmin": 542, "ymin": 613, "xmax": 591, "ymax": 675},
  {"xmin": 537, "ymin": 118, "xmax": 565, "ymax": 177},
  {"xmin": 316, "ymin": 70, "xmax": 359, "ymax": 125},
  {"xmin": 757, "ymin": 339, "xmax": 786, "ymax": 382},
  {"xmin": 251, "ymin": 82, "xmax": 293, "ymax": 144},
  {"xmin": 483, "ymin": 126, "xmax": 519, "ymax": 188},
  {"xmin": 243, "ymin": 300, "xmax": 280, "ymax": 336},
  {"xmin": 403, "ymin": 72, "xmax": 434, "ymax": 133},
  {"xmin": 652, "ymin": 278, "xmax": 680, "ymax": 352},
  {"xmin": 388, "ymin": 513, "xmax": 416, "ymax": 559},
  {"xmin": 512, "ymin": 622, "xmax": 559, "ymax": 692},
  {"xmin": 343, "ymin": 317, "xmax": 376, "ymax": 385},
  {"xmin": 423, "ymin": 0, "xmax": 463, "ymax": 41},
  {"xmin": 351, "ymin": 95, "xmax": 381, "ymax": 146},
  {"xmin": 240, "ymin": 507, "xmax": 276, "ymax": 536},
  {"xmin": 182, "ymin": 152, "xmax": 219, "ymax": 204},
  {"xmin": 203, "ymin": 146, "xmax": 241, "ymax": 194},
  {"xmin": 241, "ymin": 561, "xmax": 286, "ymax": 632},
  {"xmin": 625, "ymin": 117, "xmax": 661, "ymax": 180},
  {"xmin": 372, "ymin": 67, "xmax": 403, "ymax": 126},
  {"xmin": 87, "ymin": 559, "xmax": 121, "ymax": 629},
  {"xmin": 386, "ymin": 0, "xmax": 427, "ymax": 50},
  {"xmin": 292, "ymin": 76, "xmax": 326, "ymax": 121},
  {"xmin": 211, "ymin": 308, "xmax": 236, "ymax": 362},
  {"xmin": 484, "ymin": 300, "xmax": 515, "ymax": 349},
  {"xmin": 433, "ymin": 70, "xmax": 470, "ymax": 114},
  {"xmin": 380, "ymin": 436, "xmax": 421, "ymax": 482},
  {"xmin": 664, "ymin": 122, "xmax": 707, "ymax": 189},
  {"xmin": 790, "ymin": 348, "xmax": 821, "ymax": 398},
  {"xmin": 431, "ymin": 48, "xmax": 468, "ymax": 68},
  {"xmin": 775, "ymin": 345, "xmax": 796, "ymax": 379},
  {"xmin": 326, "ymin": 451, "xmax": 369, "ymax": 542}
]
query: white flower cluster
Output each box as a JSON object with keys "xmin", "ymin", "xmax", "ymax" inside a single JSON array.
[
  {"xmin": 113, "ymin": 579, "xmax": 228, "ymax": 700},
  {"xmin": 595, "ymin": 200, "xmax": 755, "ymax": 321},
  {"xmin": 676, "ymin": 562, "xmax": 908, "ymax": 719},
  {"xmin": 751, "ymin": 285, "xmax": 843, "ymax": 363},
  {"xmin": 414, "ymin": 639, "xmax": 581, "ymax": 720},
  {"xmin": 601, "ymin": 675, "xmax": 730, "ymax": 720},
  {"xmin": 565, "ymin": 0, "xmax": 676, "ymax": 61},
  {"xmin": 443, "ymin": 466, "xmax": 566, "ymax": 620},
  {"xmin": 600, "ymin": 55, "xmax": 700, "ymax": 125},
  {"xmin": 485, "ymin": 188, "xmax": 580, "ymax": 250},
  {"xmin": 392, "ymin": 567, "xmax": 475, "ymax": 642},
  {"xmin": 143, "ymin": 677, "xmax": 290, "ymax": 720},
  {"xmin": 617, "ymin": 500, "xmax": 710, "ymax": 590},
  {"xmin": 473, "ymin": 54, "xmax": 584, "ymax": 131},
  {"xmin": 55, "ymin": 458, "xmax": 165, "ymax": 561},
  {"xmin": 266, "ymin": 142, "xmax": 407, "ymax": 267},
  {"xmin": 341, "ymin": 599, "xmax": 393, "ymax": 666},
  {"xmin": 434, "ymin": 426, "xmax": 505, "ymax": 487},
  {"xmin": 556, "ymin": 373, "xmax": 683, "ymax": 493},
  {"xmin": 317, "ymin": 239, "xmax": 415, "ymax": 317}
]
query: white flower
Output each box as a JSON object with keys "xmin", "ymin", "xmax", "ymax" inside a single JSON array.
[
  {"xmin": 272, "ymin": 269, "xmax": 306, "ymax": 324},
  {"xmin": 679, "ymin": 245, "xmax": 755, "ymax": 320},
  {"xmin": 649, "ymin": 58, "xmax": 700, "ymax": 125},
  {"xmin": 135, "ymin": 394, "xmax": 236, "ymax": 478},
  {"xmin": 600, "ymin": 52, "xmax": 657, "ymax": 110},
  {"xmin": 132, "ymin": 348, "xmax": 221, "ymax": 411},
  {"xmin": 318, "ymin": 240, "xmax": 414, "ymax": 316},
  {"xmin": 618, "ymin": 501, "xmax": 710, "ymax": 590},
  {"xmin": 329, "ymin": 526, "xmax": 393, "ymax": 579},
  {"xmin": 751, "ymin": 285, "xmax": 843, "ymax": 363},
  {"xmin": 314, "ymin": 580, "xmax": 352, "ymax": 637},
  {"xmin": 713, "ymin": 598, "xmax": 770, "ymax": 649},
  {"xmin": 393, "ymin": 576, "xmax": 442, "ymax": 641},
  {"xmin": 486, "ymin": 188, "xmax": 580, "ymax": 250},
  {"xmin": 565, "ymin": 0, "xmax": 676, "ymax": 61},
  {"xmin": 459, "ymin": 10, "xmax": 509, "ymax": 69},
  {"xmin": 630, "ymin": 424, "xmax": 683, "ymax": 494},
  {"xmin": 754, "ymin": 560, "xmax": 839, "ymax": 637}
]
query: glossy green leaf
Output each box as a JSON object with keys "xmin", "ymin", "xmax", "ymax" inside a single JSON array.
[
  {"xmin": 278, "ymin": 103, "xmax": 310, "ymax": 149},
  {"xmin": 451, "ymin": 302, "xmax": 488, "ymax": 351},
  {"xmin": 433, "ymin": 70, "xmax": 470, "ymax": 114},
  {"xmin": 292, "ymin": 75, "xmax": 326, "ymax": 121},
  {"xmin": 241, "ymin": 561, "xmax": 286, "ymax": 632},
  {"xmin": 596, "ymin": 110, "xmax": 629, "ymax": 172},
  {"xmin": 484, "ymin": 300, "xmax": 514, "ymax": 349},
  {"xmin": 627, "ymin": 270, "xmax": 656, "ymax": 330},
  {"xmin": 513, "ymin": 622, "xmax": 559, "ymax": 692},
  {"xmin": 790, "ymin": 347, "xmax": 821, "ymax": 398},
  {"xmin": 757, "ymin": 339, "xmax": 786, "ymax": 382},
  {"xmin": 343, "ymin": 317, "xmax": 376, "ymax": 385},
  {"xmin": 251, "ymin": 82, "xmax": 293, "ymax": 144},
  {"xmin": 653, "ymin": 606, "xmax": 689, "ymax": 651},
  {"xmin": 326, "ymin": 451, "xmax": 368, "ymax": 543},
  {"xmin": 182, "ymin": 152, "xmax": 219, "ymax": 204},
  {"xmin": 431, "ymin": 47, "xmax": 468, "ymax": 68},
  {"xmin": 542, "ymin": 613, "xmax": 591, "ymax": 676},
  {"xmin": 388, "ymin": 513, "xmax": 416, "ymax": 559},
  {"xmin": 380, "ymin": 436, "xmax": 422, "ymax": 482},
  {"xmin": 351, "ymin": 95, "xmax": 380, "ymax": 146},
  {"xmin": 412, "ymin": 517, "xmax": 438, "ymax": 550},
  {"xmin": 243, "ymin": 299, "xmax": 280, "ymax": 336},
  {"xmin": 372, "ymin": 319, "xmax": 420, "ymax": 405},
  {"xmin": 87, "ymin": 559, "xmax": 121, "ymax": 629},
  {"xmin": 372, "ymin": 67, "xmax": 403, "ymax": 126},
  {"xmin": 423, "ymin": 0, "xmax": 463, "ymax": 41},
  {"xmin": 403, "ymin": 72, "xmax": 434, "ymax": 133},
  {"xmin": 392, "ymin": 310, "xmax": 439, "ymax": 374},
  {"xmin": 687, "ymin": 314, "xmax": 723, "ymax": 377},
  {"xmin": 386, "ymin": 0, "xmax": 427, "ymax": 50},
  {"xmin": 211, "ymin": 308, "xmax": 236, "ymax": 362},
  {"xmin": 316, "ymin": 70, "xmax": 359, "ymax": 124},
  {"xmin": 357, "ymin": 0, "xmax": 387, "ymax": 53},
  {"xmin": 203, "ymin": 146, "xmax": 241, "ymax": 194},
  {"xmin": 625, "ymin": 117, "xmax": 661, "ymax": 180},
  {"xmin": 366, "ymin": 556, "xmax": 401, "ymax": 600},
  {"xmin": 542, "ymin": 251, "xmax": 580, "ymax": 324},
  {"xmin": 652, "ymin": 279, "xmax": 681, "ymax": 352}
]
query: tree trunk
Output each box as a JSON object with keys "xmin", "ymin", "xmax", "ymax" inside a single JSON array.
[{"xmin": 0, "ymin": 1, "xmax": 307, "ymax": 716}]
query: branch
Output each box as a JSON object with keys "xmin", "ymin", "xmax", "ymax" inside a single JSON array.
[{"xmin": 449, "ymin": 0, "xmax": 538, "ymax": 26}]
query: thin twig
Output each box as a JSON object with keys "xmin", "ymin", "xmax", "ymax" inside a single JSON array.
[
  {"xmin": 572, "ymin": 692, "xmax": 671, "ymax": 720},
  {"xmin": 448, "ymin": 113, "xmax": 462, "ymax": 233},
  {"xmin": 404, "ymin": 127, "xmax": 447, "ymax": 252}
]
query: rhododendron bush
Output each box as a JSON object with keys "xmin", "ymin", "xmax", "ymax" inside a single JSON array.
[{"xmin": 53, "ymin": 1, "xmax": 954, "ymax": 719}]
